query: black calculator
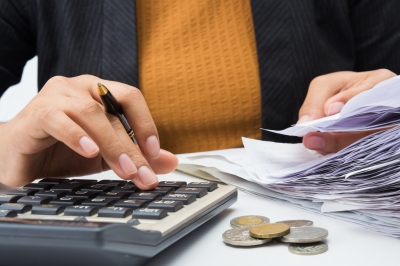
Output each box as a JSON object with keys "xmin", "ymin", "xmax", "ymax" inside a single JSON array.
[{"xmin": 0, "ymin": 178, "xmax": 237, "ymax": 266}]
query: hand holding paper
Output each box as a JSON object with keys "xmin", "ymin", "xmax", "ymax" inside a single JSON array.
[{"xmin": 269, "ymin": 74, "xmax": 400, "ymax": 136}]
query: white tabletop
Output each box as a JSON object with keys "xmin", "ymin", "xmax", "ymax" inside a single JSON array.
[{"xmin": 83, "ymin": 169, "xmax": 399, "ymax": 266}]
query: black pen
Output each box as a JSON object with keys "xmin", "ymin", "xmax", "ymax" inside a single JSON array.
[{"xmin": 97, "ymin": 82, "xmax": 138, "ymax": 145}]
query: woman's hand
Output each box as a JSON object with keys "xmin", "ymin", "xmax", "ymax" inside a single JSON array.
[
  {"xmin": 0, "ymin": 75, "xmax": 178, "ymax": 189},
  {"xmin": 299, "ymin": 69, "xmax": 396, "ymax": 155}
]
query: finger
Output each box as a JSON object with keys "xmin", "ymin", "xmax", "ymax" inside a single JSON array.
[
  {"xmin": 147, "ymin": 149, "xmax": 179, "ymax": 174},
  {"xmin": 110, "ymin": 114, "xmax": 159, "ymax": 190},
  {"xmin": 29, "ymin": 106, "xmax": 100, "ymax": 158},
  {"xmin": 59, "ymin": 97, "xmax": 149, "ymax": 184},
  {"xmin": 85, "ymin": 78, "xmax": 161, "ymax": 160},
  {"xmin": 303, "ymin": 130, "xmax": 382, "ymax": 154},
  {"xmin": 298, "ymin": 72, "xmax": 354, "ymax": 123},
  {"xmin": 324, "ymin": 69, "xmax": 397, "ymax": 115}
]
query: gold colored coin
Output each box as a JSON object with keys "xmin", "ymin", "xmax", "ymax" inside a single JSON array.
[
  {"xmin": 236, "ymin": 217, "xmax": 263, "ymax": 226},
  {"xmin": 250, "ymin": 223, "xmax": 290, "ymax": 239}
]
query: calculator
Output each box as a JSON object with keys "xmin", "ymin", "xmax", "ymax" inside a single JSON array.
[{"xmin": 0, "ymin": 178, "xmax": 237, "ymax": 266}]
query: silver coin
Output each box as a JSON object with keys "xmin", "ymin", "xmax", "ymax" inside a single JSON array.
[
  {"xmin": 276, "ymin": 219, "xmax": 313, "ymax": 228},
  {"xmin": 280, "ymin": 226, "xmax": 328, "ymax": 243},
  {"xmin": 230, "ymin": 215, "xmax": 270, "ymax": 229},
  {"xmin": 222, "ymin": 228, "xmax": 271, "ymax": 246},
  {"xmin": 289, "ymin": 242, "xmax": 328, "ymax": 255}
]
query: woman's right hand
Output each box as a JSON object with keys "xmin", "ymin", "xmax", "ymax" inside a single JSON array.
[{"xmin": 0, "ymin": 75, "xmax": 178, "ymax": 189}]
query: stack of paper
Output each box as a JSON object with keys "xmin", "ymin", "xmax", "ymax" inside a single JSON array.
[{"xmin": 178, "ymin": 75, "xmax": 400, "ymax": 237}]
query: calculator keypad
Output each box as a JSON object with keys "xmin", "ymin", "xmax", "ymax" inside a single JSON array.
[{"xmin": 0, "ymin": 179, "xmax": 219, "ymax": 221}]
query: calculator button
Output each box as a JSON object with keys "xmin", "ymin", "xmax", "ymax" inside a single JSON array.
[
  {"xmin": 18, "ymin": 196, "xmax": 52, "ymax": 205},
  {"xmin": 0, "ymin": 203, "xmax": 32, "ymax": 213},
  {"xmin": 187, "ymin": 182, "xmax": 218, "ymax": 192},
  {"xmin": 129, "ymin": 193, "xmax": 163, "ymax": 201},
  {"xmin": 81, "ymin": 198, "xmax": 117, "ymax": 207},
  {"xmin": 38, "ymin": 178, "xmax": 70, "ymax": 185},
  {"xmin": 51, "ymin": 180, "xmax": 95, "ymax": 191},
  {"xmin": 132, "ymin": 208, "xmax": 168, "ymax": 219},
  {"xmin": 157, "ymin": 181, "xmax": 187, "ymax": 188},
  {"xmin": 148, "ymin": 200, "xmax": 183, "ymax": 212},
  {"xmin": 0, "ymin": 194, "xmax": 21, "ymax": 203},
  {"xmin": 81, "ymin": 184, "xmax": 113, "ymax": 192},
  {"xmin": 97, "ymin": 192, "xmax": 131, "ymax": 199},
  {"xmin": 144, "ymin": 187, "xmax": 175, "ymax": 196},
  {"xmin": 114, "ymin": 199, "xmax": 149, "ymax": 209},
  {"xmin": 23, "ymin": 183, "xmax": 54, "ymax": 190},
  {"xmin": 97, "ymin": 180, "xmax": 127, "ymax": 186},
  {"xmin": 31, "ymin": 204, "xmax": 65, "ymax": 215},
  {"xmin": 66, "ymin": 191, "xmax": 100, "ymax": 199},
  {"xmin": 35, "ymin": 190, "xmax": 68, "ymax": 198},
  {"xmin": 162, "ymin": 194, "xmax": 196, "ymax": 205},
  {"xmin": 50, "ymin": 197, "xmax": 84, "ymax": 206},
  {"xmin": 111, "ymin": 185, "xmax": 137, "ymax": 193},
  {"xmin": 98, "ymin": 207, "xmax": 133, "ymax": 218},
  {"xmin": 0, "ymin": 209, "xmax": 18, "ymax": 217},
  {"xmin": 175, "ymin": 188, "xmax": 207, "ymax": 198},
  {"xmin": 6, "ymin": 188, "xmax": 38, "ymax": 196},
  {"xmin": 64, "ymin": 205, "xmax": 99, "ymax": 216}
]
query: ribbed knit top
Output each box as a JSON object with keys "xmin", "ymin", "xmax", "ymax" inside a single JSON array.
[{"xmin": 136, "ymin": 0, "xmax": 261, "ymax": 154}]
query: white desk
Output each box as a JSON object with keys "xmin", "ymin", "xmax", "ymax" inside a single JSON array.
[{"xmin": 83, "ymin": 169, "xmax": 399, "ymax": 266}]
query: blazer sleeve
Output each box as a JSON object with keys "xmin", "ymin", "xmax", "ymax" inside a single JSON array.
[
  {"xmin": 350, "ymin": 0, "xmax": 400, "ymax": 73},
  {"xmin": 0, "ymin": 0, "xmax": 36, "ymax": 97}
]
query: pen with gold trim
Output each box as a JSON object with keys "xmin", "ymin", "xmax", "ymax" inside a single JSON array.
[{"xmin": 97, "ymin": 82, "xmax": 138, "ymax": 145}]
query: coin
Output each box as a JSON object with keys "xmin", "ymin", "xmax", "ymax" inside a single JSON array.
[
  {"xmin": 250, "ymin": 223, "xmax": 290, "ymax": 239},
  {"xmin": 276, "ymin": 219, "xmax": 313, "ymax": 228},
  {"xmin": 230, "ymin": 215, "xmax": 270, "ymax": 229},
  {"xmin": 280, "ymin": 226, "xmax": 328, "ymax": 243},
  {"xmin": 222, "ymin": 228, "xmax": 271, "ymax": 246},
  {"xmin": 288, "ymin": 242, "xmax": 328, "ymax": 255}
]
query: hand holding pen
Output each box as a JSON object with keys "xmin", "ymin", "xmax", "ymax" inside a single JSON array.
[{"xmin": 0, "ymin": 75, "xmax": 178, "ymax": 189}]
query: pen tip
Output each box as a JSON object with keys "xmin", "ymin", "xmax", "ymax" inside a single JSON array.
[{"xmin": 97, "ymin": 82, "xmax": 108, "ymax": 95}]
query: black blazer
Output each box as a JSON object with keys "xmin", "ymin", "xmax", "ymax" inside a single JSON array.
[{"xmin": 1, "ymin": 0, "xmax": 400, "ymax": 142}]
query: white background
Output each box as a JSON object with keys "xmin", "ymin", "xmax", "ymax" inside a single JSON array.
[{"xmin": 0, "ymin": 56, "xmax": 38, "ymax": 121}]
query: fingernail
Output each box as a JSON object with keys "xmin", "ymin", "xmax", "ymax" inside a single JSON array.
[
  {"xmin": 138, "ymin": 166, "xmax": 158, "ymax": 185},
  {"xmin": 119, "ymin": 154, "xmax": 137, "ymax": 175},
  {"xmin": 297, "ymin": 115, "xmax": 310, "ymax": 124},
  {"xmin": 146, "ymin": 135, "xmax": 160, "ymax": 159},
  {"xmin": 79, "ymin": 136, "xmax": 99, "ymax": 155},
  {"xmin": 306, "ymin": 136, "xmax": 325, "ymax": 149},
  {"xmin": 327, "ymin": 102, "xmax": 345, "ymax": 116}
]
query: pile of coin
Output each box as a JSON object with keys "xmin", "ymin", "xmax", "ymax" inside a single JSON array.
[{"xmin": 222, "ymin": 215, "xmax": 328, "ymax": 255}]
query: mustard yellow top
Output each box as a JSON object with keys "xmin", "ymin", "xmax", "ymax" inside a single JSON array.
[{"xmin": 136, "ymin": 0, "xmax": 261, "ymax": 154}]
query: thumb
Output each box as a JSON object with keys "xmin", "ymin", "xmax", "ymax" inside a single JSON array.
[{"xmin": 297, "ymin": 72, "xmax": 355, "ymax": 124}]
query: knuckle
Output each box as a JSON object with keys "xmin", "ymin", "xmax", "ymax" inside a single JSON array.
[
  {"xmin": 63, "ymin": 123, "xmax": 80, "ymax": 137},
  {"xmin": 106, "ymin": 137, "xmax": 122, "ymax": 152},
  {"xmin": 309, "ymin": 75, "xmax": 327, "ymax": 89},
  {"xmin": 76, "ymin": 74, "xmax": 97, "ymax": 84},
  {"xmin": 119, "ymin": 86, "xmax": 143, "ymax": 102},
  {"xmin": 34, "ymin": 106, "xmax": 60, "ymax": 124},
  {"xmin": 375, "ymin": 68, "xmax": 396, "ymax": 78},
  {"xmin": 76, "ymin": 100, "xmax": 102, "ymax": 117},
  {"xmin": 46, "ymin": 76, "xmax": 69, "ymax": 88}
]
